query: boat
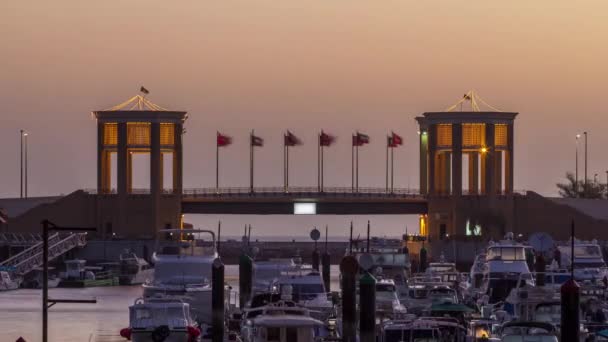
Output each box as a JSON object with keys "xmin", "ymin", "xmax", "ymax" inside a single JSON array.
[
  {"xmin": 374, "ymin": 278, "xmax": 408, "ymax": 320},
  {"xmin": 479, "ymin": 233, "xmax": 534, "ymax": 304},
  {"xmin": 119, "ymin": 249, "xmax": 154, "ymax": 285},
  {"xmin": 240, "ymin": 300, "xmax": 327, "ymax": 342},
  {"xmin": 380, "ymin": 317, "xmax": 467, "ymax": 342},
  {"xmin": 496, "ymin": 321, "xmax": 558, "ymax": 342},
  {"xmin": 142, "ymin": 229, "xmax": 218, "ymax": 325},
  {"xmin": 0, "ymin": 270, "xmax": 21, "ymax": 291},
  {"xmin": 252, "ymin": 259, "xmax": 297, "ymax": 295},
  {"xmin": 119, "ymin": 297, "xmax": 202, "ymax": 342},
  {"xmin": 558, "ymin": 239, "xmax": 608, "ymax": 282},
  {"xmin": 271, "ymin": 268, "xmax": 334, "ymax": 321},
  {"xmin": 22, "ymin": 268, "xmax": 60, "ymax": 289},
  {"xmin": 58, "ymin": 259, "xmax": 119, "ymax": 287}
]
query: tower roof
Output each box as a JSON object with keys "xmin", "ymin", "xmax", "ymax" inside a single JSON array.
[{"xmin": 92, "ymin": 95, "xmax": 187, "ymax": 123}]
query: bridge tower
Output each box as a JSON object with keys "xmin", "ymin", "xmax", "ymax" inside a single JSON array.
[
  {"xmin": 93, "ymin": 95, "xmax": 187, "ymax": 238},
  {"xmin": 416, "ymin": 92, "xmax": 517, "ymax": 240}
]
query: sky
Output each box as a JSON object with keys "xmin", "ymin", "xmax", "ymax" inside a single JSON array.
[{"xmin": 2, "ymin": 1, "xmax": 608, "ymax": 237}]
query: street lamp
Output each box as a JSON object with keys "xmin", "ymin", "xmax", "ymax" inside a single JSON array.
[
  {"xmin": 575, "ymin": 134, "xmax": 581, "ymax": 195},
  {"xmin": 584, "ymin": 131, "xmax": 588, "ymax": 191},
  {"xmin": 20, "ymin": 130, "xmax": 29, "ymax": 198}
]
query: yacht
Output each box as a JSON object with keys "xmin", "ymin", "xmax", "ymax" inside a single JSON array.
[
  {"xmin": 380, "ymin": 317, "xmax": 467, "ymax": 342},
  {"xmin": 142, "ymin": 229, "xmax": 218, "ymax": 325},
  {"xmin": 119, "ymin": 297, "xmax": 202, "ymax": 342},
  {"xmin": 240, "ymin": 300, "xmax": 326, "ymax": 342},
  {"xmin": 496, "ymin": 321, "xmax": 558, "ymax": 342},
  {"xmin": 480, "ymin": 233, "xmax": 534, "ymax": 304},
  {"xmin": 272, "ymin": 268, "xmax": 334, "ymax": 321},
  {"xmin": 119, "ymin": 250, "xmax": 154, "ymax": 285},
  {"xmin": 558, "ymin": 239, "xmax": 608, "ymax": 282},
  {"xmin": 374, "ymin": 278, "xmax": 408, "ymax": 320},
  {"xmin": 252, "ymin": 259, "xmax": 297, "ymax": 295}
]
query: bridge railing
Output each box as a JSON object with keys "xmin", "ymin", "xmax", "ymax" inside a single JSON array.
[{"xmin": 182, "ymin": 187, "xmax": 424, "ymax": 198}]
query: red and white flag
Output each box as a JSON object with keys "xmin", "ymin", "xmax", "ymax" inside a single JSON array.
[
  {"xmin": 319, "ymin": 131, "xmax": 335, "ymax": 146},
  {"xmin": 353, "ymin": 132, "xmax": 370, "ymax": 146},
  {"xmin": 284, "ymin": 131, "xmax": 302, "ymax": 147},
  {"xmin": 217, "ymin": 132, "xmax": 232, "ymax": 147},
  {"xmin": 389, "ymin": 132, "xmax": 403, "ymax": 147},
  {"xmin": 251, "ymin": 133, "xmax": 264, "ymax": 147}
]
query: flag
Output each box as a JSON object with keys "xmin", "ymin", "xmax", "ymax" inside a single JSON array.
[
  {"xmin": 217, "ymin": 132, "xmax": 232, "ymax": 147},
  {"xmin": 284, "ymin": 131, "xmax": 302, "ymax": 146},
  {"xmin": 319, "ymin": 131, "xmax": 335, "ymax": 146},
  {"xmin": 353, "ymin": 132, "xmax": 370, "ymax": 146},
  {"xmin": 251, "ymin": 133, "xmax": 264, "ymax": 147},
  {"xmin": 140, "ymin": 86, "xmax": 150, "ymax": 95},
  {"xmin": 0, "ymin": 208, "xmax": 8, "ymax": 224},
  {"xmin": 389, "ymin": 132, "xmax": 403, "ymax": 147},
  {"xmin": 463, "ymin": 93, "xmax": 471, "ymax": 100}
]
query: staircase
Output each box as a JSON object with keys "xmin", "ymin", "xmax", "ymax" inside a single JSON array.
[
  {"xmin": 0, "ymin": 233, "xmax": 87, "ymax": 275},
  {"xmin": 0, "ymin": 232, "xmax": 44, "ymax": 247}
]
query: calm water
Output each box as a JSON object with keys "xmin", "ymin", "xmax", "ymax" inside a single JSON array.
[{"xmin": 0, "ymin": 265, "xmax": 341, "ymax": 342}]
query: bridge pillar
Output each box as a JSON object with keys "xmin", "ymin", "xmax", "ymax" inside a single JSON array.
[
  {"xmin": 452, "ymin": 124, "xmax": 462, "ymax": 196},
  {"xmin": 427, "ymin": 124, "xmax": 437, "ymax": 194}
]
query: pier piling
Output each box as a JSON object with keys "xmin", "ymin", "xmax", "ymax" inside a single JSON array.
[
  {"xmin": 340, "ymin": 256, "xmax": 358, "ymax": 342},
  {"xmin": 312, "ymin": 248, "xmax": 320, "ymax": 271},
  {"xmin": 419, "ymin": 245, "xmax": 428, "ymax": 273},
  {"xmin": 238, "ymin": 254, "xmax": 253, "ymax": 309},
  {"xmin": 535, "ymin": 253, "xmax": 546, "ymax": 286},
  {"xmin": 359, "ymin": 271, "xmax": 376, "ymax": 342},
  {"xmin": 211, "ymin": 258, "xmax": 225, "ymax": 342},
  {"xmin": 322, "ymin": 251, "xmax": 330, "ymax": 292}
]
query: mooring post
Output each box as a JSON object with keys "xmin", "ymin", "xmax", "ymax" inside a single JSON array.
[
  {"xmin": 359, "ymin": 271, "xmax": 376, "ymax": 342},
  {"xmin": 312, "ymin": 243, "xmax": 320, "ymax": 271},
  {"xmin": 239, "ymin": 253, "xmax": 253, "ymax": 308},
  {"xmin": 419, "ymin": 244, "xmax": 428, "ymax": 273},
  {"xmin": 340, "ymin": 256, "xmax": 358, "ymax": 342},
  {"xmin": 535, "ymin": 253, "xmax": 546, "ymax": 287},
  {"xmin": 322, "ymin": 225, "xmax": 330, "ymax": 292},
  {"xmin": 42, "ymin": 220, "xmax": 49, "ymax": 342},
  {"xmin": 211, "ymin": 258, "xmax": 225, "ymax": 342}
]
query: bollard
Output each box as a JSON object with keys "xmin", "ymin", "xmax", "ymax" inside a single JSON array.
[
  {"xmin": 212, "ymin": 258, "xmax": 225, "ymax": 342},
  {"xmin": 359, "ymin": 271, "xmax": 376, "ymax": 342},
  {"xmin": 561, "ymin": 279, "xmax": 580, "ymax": 342},
  {"xmin": 535, "ymin": 253, "xmax": 546, "ymax": 287},
  {"xmin": 239, "ymin": 254, "xmax": 253, "ymax": 309},
  {"xmin": 419, "ymin": 246, "xmax": 428, "ymax": 273},
  {"xmin": 312, "ymin": 249, "xmax": 320, "ymax": 271},
  {"xmin": 322, "ymin": 251, "xmax": 331, "ymax": 292},
  {"xmin": 340, "ymin": 256, "xmax": 358, "ymax": 342}
]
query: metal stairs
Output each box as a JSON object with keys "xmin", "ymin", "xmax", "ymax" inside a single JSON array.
[
  {"xmin": 0, "ymin": 233, "xmax": 87, "ymax": 275},
  {"xmin": 0, "ymin": 232, "xmax": 44, "ymax": 247}
]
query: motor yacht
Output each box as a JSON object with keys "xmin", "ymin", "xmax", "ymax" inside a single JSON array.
[
  {"xmin": 142, "ymin": 229, "xmax": 218, "ymax": 325},
  {"xmin": 380, "ymin": 317, "xmax": 467, "ymax": 342},
  {"xmin": 374, "ymin": 278, "xmax": 408, "ymax": 320},
  {"xmin": 480, "ymin": 233, "xmax": 534, "ymax": 304},
  {"xmin": 496, "ymin": 321, "xmax": 558, "ymax": 342},
  {"xmin": 0, "ymin": 270, "xmax": 21, "ymax": 291},
  {"xmin": 119, "ymin": 249, "xmax": 154, "ymax": 285},
  {"xmin": 272, "ymin": 268, "xmax": 334, "ymax": 321},
  {"xmin": 558, "ymin": 239, "xmax": 608, "ymax": 282},
  {"xmin": 252, "ymin": 259, "xmax": 297, "ymax": 295},
  {"xmin": 119, "ymin": 297, "xmax": 202, "ymax": 342}
]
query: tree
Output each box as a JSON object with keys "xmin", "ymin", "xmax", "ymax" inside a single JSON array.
[{"xmin": 557, "ymin": 172, "xmax": 606, "ymax": 199}]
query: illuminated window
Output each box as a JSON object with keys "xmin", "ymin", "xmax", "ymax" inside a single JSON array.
[
  {"xmin": 419, "ymin": 214, "xmax": 428, "ymax": 236},
  {"xmin": 495, "ymin": 124, "xmax": 507, "ymax": 147},
  {"xmin": 436, "ymin": 124, "xmax": 452, "ymax": 147},
  {"xmin": 294, "ymin": 203, "xmax": 316, "ymax": 214},
  {"xmin": 127, "ymin": 122, "xmax": 151, "ymax": 146},
  {"xmin": 465, "ymin": 219, "xmax": 482, "ymax": 236},
  {"xmin": 103, "ymin": 123, "xmax": 117, "ymax": 146},
  {"xmin": 462, "ymin": 123, "xmax": 485, "ymax": 148},
  {"xmin": 160, "ymin": 123, "xmax": 175, "ymax": 146}
]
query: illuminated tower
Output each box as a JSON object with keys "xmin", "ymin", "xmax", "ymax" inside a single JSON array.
[{"xmin": 93, "ymin": 95, "xmax": 187, "ymax": 238}]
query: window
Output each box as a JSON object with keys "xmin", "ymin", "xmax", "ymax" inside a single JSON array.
[
  {"xmin": 160, "ymin": 123, "xmax": 175, "ymax": 146},
  {"xmin": 103, "ymin": 123, "xmax": 118, "ymax": 146},
  {"xmin": 495, "ymin": 124, "xmax": 508, "ymax": 147},
  {"xmin": 127, "ymin": 122, "xmax": 151, "ymax": 146},
  {"xmin": 436, "ymin": 124, "xmax": 452, "ymax": 147}
]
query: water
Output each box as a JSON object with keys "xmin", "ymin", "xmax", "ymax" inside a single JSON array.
[{"xmin": 0, "ymin": 265, "xmax": 341, "ymax": 342}]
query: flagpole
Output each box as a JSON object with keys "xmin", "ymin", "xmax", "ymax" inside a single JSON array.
[
  {"xmin": 286, "ymin": 142, "xmax": 289, "ymax": 192},
  {"xmin": 283, "ymin": 137, "xmax": 287, "ymax": 192},
  {"xmin": 216, "ymin": 132, "xmax": 219, "ymax": 192},
  {"xmin": 318, "ymin": 133, "xmax": 321, "ymax": 192},
  {"xmin": 351, "ymin": 135, "xmax": 355, "ymax": 192},
  {"xmin": 386, "ymin": 136, "xmax": 389, "ymax": 193},
  {"xmin": 391, "ymin": 143, "xmax": 395, "ymax": 193},
  {"xmin": 250, "ymin": 130, "xmax": 254, "ymax": 193},
  {"xmin": 356, "ymin": 136, "xmax": 359, "ymax": 192},
  {"xmin": 321, "ymin": 138, "xmax": 324, "ymax": 192}
]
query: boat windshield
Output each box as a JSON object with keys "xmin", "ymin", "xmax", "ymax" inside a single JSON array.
[
  {"xmin": 384, "ymin": 329, "xmax": 438, "ymax": 342},
  {"xmin": 574, "ymin": 245, "xmax": 602, "ymax": 258},
  {"xmin": 283, "ymin": 284, "xmax": 325, "ymax": 300},
  {"xmin": 574, "ymin": 261, "xmax": 607, "ymax": 268},
  {"xmin": 502, "ymin": 336, "xmax": 557, "ymax": 342},
  {"xmin": 486, "ymin": 247, "xmax": 526, "ymax": 261}
]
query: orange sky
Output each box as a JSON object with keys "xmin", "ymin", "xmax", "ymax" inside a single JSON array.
[{"xmin": 2, "ymin": 1, "xmax": 608, "ymax": 236}]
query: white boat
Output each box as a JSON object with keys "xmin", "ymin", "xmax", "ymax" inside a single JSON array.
[
  {"xmin": 380, "ymin": 317, "xmax": 467, "ymax": 342},
  {"xmin": 480, "ymin": 233, "xmax": 534, "ymax": 304},
  {"xmin": 496, "ymin": 321, "xmax": 558, "ymax": 342},
  {"xmin": 0, "ymin": 271, "xmax": 21, "ymax": 291},
  {"xmin": 119, "ymin": 250, "xmax": 154, "ymax": 285},
  {"xmin": 375, "ymin": 278, "xmax": 408, "ymax": 320},
  {"xmin": 240, "ymin": 300, "xmax": 326, "ymax": 342},
  {"xmin": 558, "ymin": 239, "xmax": 608, "ymax": 282},
  {"xmin": 252, "ymin": 259, "xmax": 297, "ymax": 295},
  {"xmin": 143, "ymin": 229, "xmax": 218, "ymax": 325},
  {"xmin": 119, "ymin": 297, "xmax": 202, "ymax": 342},
  {"xmin": 272, "ymin": 268, "xmax": 334, "ymax": 321}
]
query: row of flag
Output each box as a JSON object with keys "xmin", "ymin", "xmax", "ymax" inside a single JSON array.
[{"xmin": 217, "ymin": 131, "xmax": 404, "ymax": 148}]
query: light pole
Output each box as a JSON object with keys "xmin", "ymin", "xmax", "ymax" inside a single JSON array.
[
  {"xmin": 575, "ymin": 134, "xmax": 580, "ymax": 196},
  {"xmin": 20, "ymin": 130, "xmax": 28, "ymax": 198},
  {"xmin": 584, "ymin": 131, "xmax": 588, "ymax": 192},
  {"xmin": 24, "ymin": 131, "xmax": 28, "ymax": 198},
  {"xmin": 20, "ymin": 130, "xmax": 23, "ymax": 198}
]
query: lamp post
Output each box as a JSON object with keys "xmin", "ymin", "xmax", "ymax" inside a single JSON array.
[
  {"xmin": 24, "ymin": 131, "xmax": 28, "ymax": 198},
  {"xmin": 20, "ymin": 130, "xmax": 28, "ymax": 198},
  {"xmin": 584, "ymin": 131, "xmax": 588, "ymax": 191},
  {"xmin": 575, "ymin": 134, "xmax": 580, "ymax": 195}
]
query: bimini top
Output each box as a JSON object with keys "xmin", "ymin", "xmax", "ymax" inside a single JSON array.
[{"xmin": 92, "ymin": 95, "xmax": 187, "ymax": 123}]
